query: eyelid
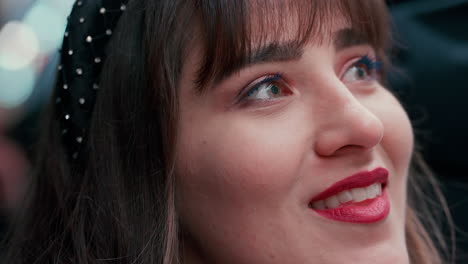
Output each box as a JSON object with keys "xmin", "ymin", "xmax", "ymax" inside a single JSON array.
[
  {"xmin": 354, "ymin": 55, "xmax": 382, "ymax": 73},
  {"xmin": 235, "ymin": 73, "xmax": 284, "ymax": 101},
  {"xmin": 338, "ymin": 54, "xmax": 381, "ymax": 80}
]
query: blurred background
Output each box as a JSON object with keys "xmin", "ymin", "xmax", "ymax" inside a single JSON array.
[
  {"xmin": 387, "ymin": 0, "xmax": 468, "ymax": 262},
  {"xmin": 0, "ymin": 0, "xmax": 467, "ymax": 262},
  {"xmin": 0, "ymin": 0, "xmax": 74, "ymax": 235}
]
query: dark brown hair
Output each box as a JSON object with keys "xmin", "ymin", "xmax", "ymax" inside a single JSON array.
[{"xmin": 3, "ymin": 0, "xmax": 453, "ymax": 263}]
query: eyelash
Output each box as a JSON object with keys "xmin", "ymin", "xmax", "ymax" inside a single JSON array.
[
  {"xmin": 236, "ymin": 73, "xmax": 287, "ymax": 105},
  {"xmin": 346, "ymin": 54, "xmax": 382, "ymax": 80},
  {"xmin": 356, "ymin": 55, "xmax": 381, "ymax": 69},
  {"xmin": 236, "ymin": 55, "xmax": 382, "ymax": 106}
]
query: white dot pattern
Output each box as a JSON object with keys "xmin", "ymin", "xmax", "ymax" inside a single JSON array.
[{"xmin": 54, "ymin": 0, "xmax": 128, "ymax": 162}]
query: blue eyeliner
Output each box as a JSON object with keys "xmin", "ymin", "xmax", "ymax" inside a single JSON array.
[
  {"xmin": 355, "ymin": 55, "xmax": 382, "ymax": 71},
  {"xmin": 245, "ymin": 73, "xmax": 282, "ymax": 97}
]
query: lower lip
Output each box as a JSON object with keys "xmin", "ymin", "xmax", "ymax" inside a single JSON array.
[{"xmin": 311, "ymin": 190, "xmax": 390, "ymax": 223}]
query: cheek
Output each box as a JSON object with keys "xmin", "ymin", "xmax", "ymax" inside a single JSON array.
[
  {"xmin": 176, "ymin": 112, "xmax": 304, "ymax": 209},
  {"xmin": 375, "ymin": 90, "xmax": 414, "ymax": 222},
  {"xmin": 379, "ymin": 91, "xmax": 414, "ymax": 175},
  {"xmin": 174, "ymin": 109, "xmax": 308, "ymax": 261}
]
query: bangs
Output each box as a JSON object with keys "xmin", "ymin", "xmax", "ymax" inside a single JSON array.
[{"xmin": 193, "ymin": 0, "xmax": 390, "ymax": 92}]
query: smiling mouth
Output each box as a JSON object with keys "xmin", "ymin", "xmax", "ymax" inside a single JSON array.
[
  {"xmin": 309, "ymin": 182, "xmax": 385, "ymax": 210},
  {"xmin": 308, "ymin": 168, "xmax": 390, "ymax": 223}
]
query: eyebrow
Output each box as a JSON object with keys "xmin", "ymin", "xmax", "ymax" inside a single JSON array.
[{"xmin": 214, "ymin": 28, "xmax": 372, "ymax": 85}]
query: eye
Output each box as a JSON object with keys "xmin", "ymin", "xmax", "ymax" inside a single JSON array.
[
  {"xmin": 342, "ymin": 55, "xmax": 381, "ymax": 83},
  {"xmin": 238, "ymin": 73, "xmax": 292, "ymax": 105}
]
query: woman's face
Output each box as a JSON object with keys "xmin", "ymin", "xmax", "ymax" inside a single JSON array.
[{"xmin": 175, "ymin": 19, "xmax": 413, "ymax": 264}]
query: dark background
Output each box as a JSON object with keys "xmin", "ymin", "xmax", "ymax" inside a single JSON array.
[{"xmin": 387, "ymin": 0, "xmax": 468, "ymax": 262}]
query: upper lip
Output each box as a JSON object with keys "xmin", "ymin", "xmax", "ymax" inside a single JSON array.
[{"xmin": 309, "ymin": 167, "xmax": 389, "ymax": 203}]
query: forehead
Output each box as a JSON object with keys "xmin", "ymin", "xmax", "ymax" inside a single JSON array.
[{"xmin": 245, "ymin": 0, "xmax": 349, "ymax": 45}]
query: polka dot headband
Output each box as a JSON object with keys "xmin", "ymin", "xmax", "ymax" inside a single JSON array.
[{"xmin": 54, "ymin": 0, "xmax": 128, "ymax": 164}]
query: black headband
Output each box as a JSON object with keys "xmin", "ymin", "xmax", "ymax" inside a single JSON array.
[{"xmin": 54, "ymin": 0, "xmax": 128, "ymax": 164}]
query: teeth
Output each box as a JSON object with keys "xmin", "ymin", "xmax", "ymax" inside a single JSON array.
[
  {"xmin": 351, "ymin": 188, "xmax": 367, "ymax": 202},
  {"xmin": 365, "ymin": 184, "xmax": 377, "ymax": 199},
  {"xmin": 376, "ymin": 184, "xmax": 382, "ymax": 196},
  {"xmin": 324, "ymin": 196, "xmax": 340, "ymax": 209},
  {"xmin": 337, "ymin": 190, "xmax": 353, "ymax": 203},
  {"xmin": 311, "ymin": 183, "xmax": 383, "ymax": 210},
  {"xmin": 312, "ymin": 200, "xmax": 326, "ymax": 210}
]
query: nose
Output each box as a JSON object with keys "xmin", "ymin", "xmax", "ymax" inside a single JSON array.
[{"xmin": 313, "ymin": 90, "xmax": 384, "ymax": 157}]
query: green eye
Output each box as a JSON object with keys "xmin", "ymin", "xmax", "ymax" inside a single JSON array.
[
  {"xmin": 270, "ymin": 85, "xmax": 279, "ymax": 95},
  {"xmin": 245, "ymin": 83, "xmax": 285, "ymax": 101},
  {"xmin": 342, "ymin": 55, "xmax": 381, "ymax": 83},
  {"xmin": 343, "ymin": 65, "xmax": 370, "ymax": 83},
  {"xmin": 241, "ymin": 74, "xmax": 291, "ymax": 103},
  {"xmin": 357, "ymin": 67, "xmax": 367, "ymax": 79},
  {"xmin": 238, "ymin": 73, "xmax": 294, "ymax": 106}
]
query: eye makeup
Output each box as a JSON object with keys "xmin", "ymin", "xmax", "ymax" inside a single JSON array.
[
  {"xmin": 235, "ymin": 73, "xmax": 293, "ymax": 106},
  {"xmin": 230, "ymin": 52, "xmax": 383, "ymax": 108},
  {"xmin": 354, "ymin": 55, "xmax": 382, "ymax": 72},
  {"xmin": 340, "ymin": 54, "xmax": 383, "ymax": 84}
]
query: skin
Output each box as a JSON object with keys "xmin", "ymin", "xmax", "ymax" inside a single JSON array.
[{"xmin": 175, "ymin": 19, "xmax": 413, "ymax": 264}]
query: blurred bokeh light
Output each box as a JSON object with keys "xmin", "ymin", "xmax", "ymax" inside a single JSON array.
[
  {"xmin": 0, "ymin": 0, "xmax": 73, "ymax": 110},
  {"xmin": 0, "ymin": 65, "xmax": 36, "ymax": 109},
  {"xmin": 23, "ymin": 1, "xmax": 68, "ymax": 54},
  {"xmin": 0, "ymin": 21, "xmax": 39, "ymax": 70}
]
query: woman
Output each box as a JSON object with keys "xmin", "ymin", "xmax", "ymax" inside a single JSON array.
[{"xmin": 3, "ymin": 0, "xmax": 453, "ymax": 263}]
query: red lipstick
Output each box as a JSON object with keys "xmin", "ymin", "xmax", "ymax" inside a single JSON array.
[{"xmin": 309, "ymin": 167, "xmax": 390, "ymax": 223}]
